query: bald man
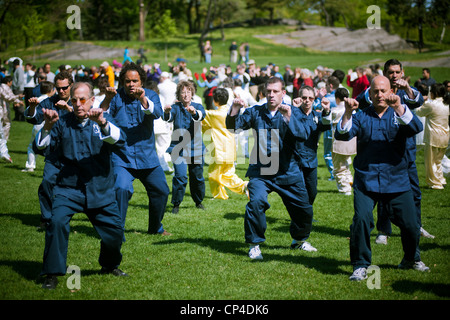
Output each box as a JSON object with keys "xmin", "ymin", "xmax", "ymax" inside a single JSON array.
[{"xmin": 336, "ymin": 76, "xmax": 429, "ymax": 281}]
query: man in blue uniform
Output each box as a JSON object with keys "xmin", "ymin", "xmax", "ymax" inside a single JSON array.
[
  {"xmin": 226, "ymin": 77, "xmax": 315, "ymax": 259},
  {"xmin": 25, "ymin": 70, "xmax": 74, "ymax": 229},
  {"xmin": 163, "ymin": 80, "xmax": 206, "ymax": 214},
  {"xmin": 100, "ymin": 63, "xmax": 170, "ymax": 236},
  {"xmin": 36, "ymin": 82, "xmax": 127, "ymax": 289},
  {"xmin": 336, "ymin": 75, "xmax": 429, "ymax": 281},
  {"xmin": 356, "ymin": 59, "xmax": 433, "ymax": 244}
]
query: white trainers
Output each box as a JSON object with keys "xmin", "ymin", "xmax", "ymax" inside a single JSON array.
[
  {"xmin": 375, "ymin": 233, "xmax": 388, "ymax": 245},
  {"xmin": 349, "ymin": 267, "xmax": 368, "ymax": 281},
  {"xmin": 420, "ymin": 227, "xmax": 435, "ymax": 239},
  {"xmin": 398, "ymin": 260, "xmax": 430, "ymax": 272},
  {"xmin": 248, "ymin": 244, "xmax": 263, "ymax": 260},
  {"xmin": 291, "ymin": 240, "xmax": 317, "ymax": 252}
]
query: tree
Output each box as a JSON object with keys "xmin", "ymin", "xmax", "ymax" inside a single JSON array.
[{"xmin": 152, "ymin": 9, "xmax": 177, "ymax": 61}]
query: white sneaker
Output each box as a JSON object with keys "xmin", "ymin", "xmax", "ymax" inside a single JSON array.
[
  {"xmin": 420, "ymin": 227, "xmax": 435, "ymax": 239},
  {"xmin": 375, "ymin": 233, "xmax": 388, "ymax": 245},
  {"xmin": 248, "ymin": 244, "xmax": 263, "ymax": 260},
  {"xmin": 349, "ymin": 267, "xmax": 368, "ymax": 281},
  {"xmin": 291, "ymin": 240, "xmax": 317, "ymax": 252},
  {"xmin": 398, "ymin": 260, "xmax": 430, "ymax": 272}
]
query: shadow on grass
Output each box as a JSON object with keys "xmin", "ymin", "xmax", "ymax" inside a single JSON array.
[
  {"xmin": 391, "ymin": 280, "xmax": 450, "ymax": 298},
  {"xmin": 152, "ymin": 237, "xmax": 348, "ymax": 276}
]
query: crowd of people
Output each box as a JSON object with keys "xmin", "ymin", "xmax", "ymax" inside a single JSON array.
[{"xmin": 0, "ymin": 53, "xmax": 449, "ymax": 288}]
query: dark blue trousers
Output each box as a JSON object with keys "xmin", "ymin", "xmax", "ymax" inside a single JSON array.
[
  {"xmin": 246, "ymin": 178, "xmax": 313, "ymax": 244},
  {"xmin": 38, "ymin": 162, "xmax": 59, "ymax": 224},
  {"xmin": 351, "ymin": 186, "xmax": 421, "ymax": 270},
  {"xmin": 376, "ymin": 161, "xmax": 422, "ymax": 235},
  {"xmin": 41, "ymin": 194, "xmax": 124, "ymax": 276},
  {"xmin": 171, "ymin": 157, "xmax": 205, "ymax": 206},
  {"xmin": 114, "ymin": 165, "xmax": 169, "ymax": 234}
]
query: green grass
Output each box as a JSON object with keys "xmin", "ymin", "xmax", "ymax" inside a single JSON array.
[{"xmin": 0, "ymin": 117, "xmax": 449, "ymax": 301}]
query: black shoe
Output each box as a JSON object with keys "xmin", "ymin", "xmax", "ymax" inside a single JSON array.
[
  {"xmin": 196, "ymin": 203, "xmax": 205, "ymax": 210},
  {"xmin": 101, "ymin": 267, "xmax": 129, "ymax": 277},
  {"xmin": 42, "ymin": 275, "xmax": 58, "ymax": 289},
  {"xmin": 172, "ymin": 205, "xmax": 179, "ymax": 214}
]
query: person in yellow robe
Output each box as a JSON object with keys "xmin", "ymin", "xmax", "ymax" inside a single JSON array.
[{"xmin": 202, "ymin": 88, "xmax": 248, "ymax": 200}]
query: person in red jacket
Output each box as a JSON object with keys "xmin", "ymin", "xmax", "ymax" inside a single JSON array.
[{"xmin": 347, "ymin": 67, "xmax": 370, "ymax": 98}]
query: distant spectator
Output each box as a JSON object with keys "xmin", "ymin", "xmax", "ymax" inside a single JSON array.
[
  {"xmin": 415, "ymin": 68, "xmax": 436, "ymax": 89},
  {"xmin": 346, "ymin": 67, "xmax": 370, "ymax": 98}
]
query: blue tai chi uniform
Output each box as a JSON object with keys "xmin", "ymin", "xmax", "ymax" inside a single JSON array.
[
  {"xmin": 335, "ymin": 104, "xmax": 423, "ymax": 270},
  {"xmin": 356, "ymin": 87, "xmax": 424, "ymax": 235},
  {"xmin": 35, "ymin": 112, "xmax": 126, "ymax": 276},
  {"xmin": 226, "ymin": 104, "xmax": 314, "ymax": 244},
  {"xmin": 107, "ymin": 88, "xmax": 170, "ymax": 234},
  {"xmin": 25, "ymin": 94, "xmax": 72, "ymax": 225},
  {"xmin": 163, "ymin": 101, "xmax": 206, "ymax": 207}
]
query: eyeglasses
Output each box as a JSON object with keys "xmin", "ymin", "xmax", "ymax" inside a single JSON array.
[
  {"xmin": 71, "ymin": 97, "xmax": 88, "ymax": 104},
  {"xmin": 301, "ymin": 96, "xmax": 315, "ymax": 101},
  {"xmin": 56, "ymin": 85, "xmax": 70, "ymax": 91}
]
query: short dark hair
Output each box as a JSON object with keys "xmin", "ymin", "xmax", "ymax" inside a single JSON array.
[
  {"xmin": 54, "ymin": 70, "xmax": 74, "ymax": 85},
  {"xmin": 39, "ymin": 81, "xmax": 54, "ymax": 95},
  {"xmin": 265, "ymin": 76, "xmax": 285, "ymax": 90},
  {"xmin": 430, "ymin": 83, "xmax": 446, "ymax": 98},
  {"xmin": 213, "ymin": 88, "xmax": 229, "ymax": 105},
  {"xmin": 327, "ymin": 76, "xmax": 340, "ymax": 89},
  {"xmin": 331, "ymin": 69, "xmax": 345, "ymax": 83},
  {"xmin": 383, "ymin": 59, "xmax": 402, "ymax": 74},
  {"xmin": 2, "ymin": 75, "xmax": 12, "ymax": 84},
  {"xmin": 119, "ymin": 62, "xmax": 146, "ymax": 87},
  {"xmin": 335, "ymin": 87, "xmax": 349, "ymax": 101}
]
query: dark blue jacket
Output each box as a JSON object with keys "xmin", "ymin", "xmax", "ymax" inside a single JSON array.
[
  {"xmin": 296, "ymin": 109, "xmax": 331, "ymax": 168},
  {"xmin": 335, "ymin": 105, "xmax": 423, "ymax": 193},
  {"xmin": 226, "ymin": 104, "xmax": 312, "ymax": 185},
  {"xmin": 37, "ymin": 112, "xmax": 125, "ymax": 208},
  {"xmin": 164, "ymin": 101, "xmax": 206, "ymax": 160},
  {"xmin": 356, "ymin": 87, "xmax": 424, "ymax": 162},
  {"xmin": 107, "ymin": 87, "xmax": 163, "ymax": 170}
]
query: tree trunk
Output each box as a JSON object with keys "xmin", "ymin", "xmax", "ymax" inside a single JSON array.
[
  {"xmin": 139, "ymin": 0, "xmax": 145, "ymax": 41},
  {"xmin": 440, "ymin": 21, "xmax": 446, "ymax": 44}
]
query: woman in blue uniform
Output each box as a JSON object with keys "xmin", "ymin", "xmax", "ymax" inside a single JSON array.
[{"xmin": 163, "ymin": 80, "xmax": 206, "ymax": 214}]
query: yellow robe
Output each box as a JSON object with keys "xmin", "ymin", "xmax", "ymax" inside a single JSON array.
[{"xmin": 202, "ymin": 104, "xmax": 247, "ymax": 199}]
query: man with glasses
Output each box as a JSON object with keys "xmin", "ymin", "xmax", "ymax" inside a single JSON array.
[
  {"xmin": 25, "ymin": 70, "xmax": 74, "ymax": 229},
  {"xmin": 36, "ymin": 82, "xmax": 127, "ymax": 289}
]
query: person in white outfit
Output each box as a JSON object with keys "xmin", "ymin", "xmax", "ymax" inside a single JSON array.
[
  {"xmin": 331, "ymin": 88, "xmax": 357, "ymax": 195},
  {"xmin": 155, "ymin": 74, "xmax": 177, "ymax": 172},
  {"xmin": 22, "ymin": 81, "xmax": 55, "ymax": 172},
  {"xmin": 414, "ymin": 83, "xmax": 450, "ymax": 189}
]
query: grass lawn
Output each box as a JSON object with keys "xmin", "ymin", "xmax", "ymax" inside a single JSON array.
[{"xmin": 0, "ymin": 116, "xmax": 449, "ymax": 302}]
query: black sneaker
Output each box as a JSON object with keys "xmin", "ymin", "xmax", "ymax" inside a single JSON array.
[
  {"xmin": 101, "ymin": 268, "xmax": 129, "ymax": 277},
  {"xmin": 42, "ymin": 275, "xmax": 58, "ymax": 289},
  {"xmin": 172, "ymin": 205, "xmax": 179, "ymax": 214},
  {"xmin": 196, "ymin": 203, "xmax": 205, "ymax": 210}
]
